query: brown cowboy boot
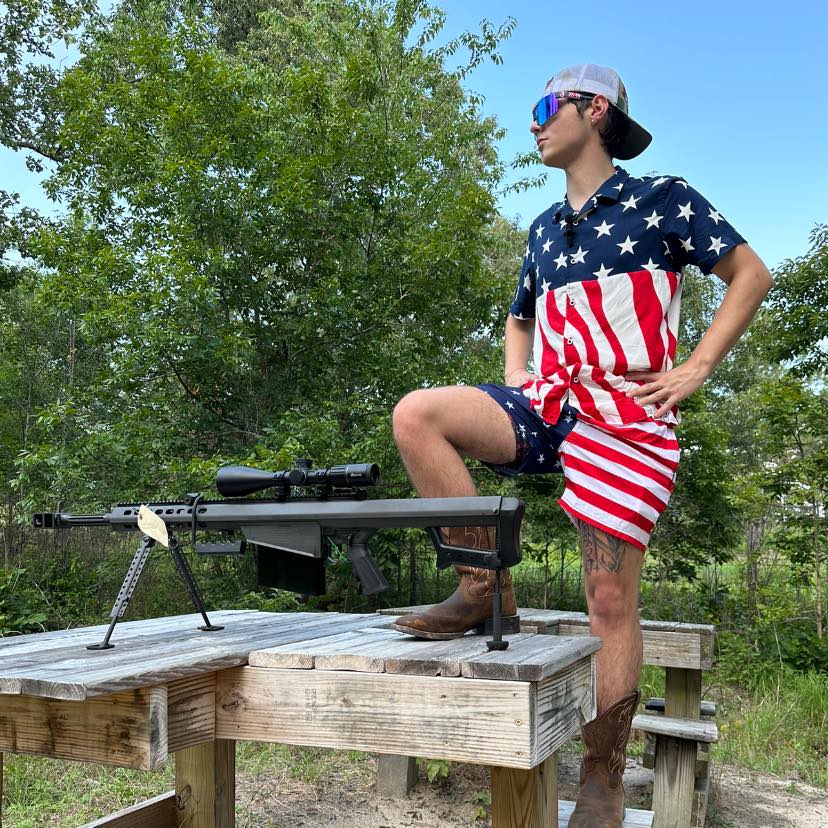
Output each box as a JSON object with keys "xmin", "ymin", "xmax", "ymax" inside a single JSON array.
[
  {"xmin": 569, "ymin": 690, "xmax": 640, "ymax": 828},
  {"xmin": 391, "ymin": 527, "xmax": 519, "ymax": 640}
]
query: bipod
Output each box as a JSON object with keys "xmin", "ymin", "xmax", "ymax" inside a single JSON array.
[{"xmin": 87, "ymin": 531, "xmax": 223, "ymax": 651}]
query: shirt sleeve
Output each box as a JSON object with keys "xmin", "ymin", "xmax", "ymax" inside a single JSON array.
[
  {"xmin": 509, "ymin": 228, "xmax": 536, "ymax": 319},
  {"xmin": 659, "ymin": 179, "xmax": 746, "ymax": 275}
]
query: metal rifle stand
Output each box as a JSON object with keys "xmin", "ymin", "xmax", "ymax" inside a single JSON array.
[
  {"xmin": 87, "ymin": 532, "xmax": 223, "ymax": 651},
  {"xmin": 487, "ymin": 571, "xmax": 509, "ymax": 651}
]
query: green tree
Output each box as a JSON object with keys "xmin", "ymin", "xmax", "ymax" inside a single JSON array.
[
  {"xmin": 760, "ymin": 224, "xmax": 828, "ymax": 375},
  {"xmin": 13, "ymin": 0, "xmax": 517, "ymax": 510}
]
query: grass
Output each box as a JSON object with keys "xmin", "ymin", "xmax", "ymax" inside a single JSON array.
[
  {"xmin": 1, "ymin": 745, "xmax": 373, "ymax": 826},
  {"xmin": 1, "ymin": 756, "xmax": 175, "ymax": 827},
  {"xmin": 710, "ymin": 667, "xmax": 828, "ymax": 787}
]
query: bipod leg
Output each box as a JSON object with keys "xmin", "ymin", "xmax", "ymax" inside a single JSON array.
[
  {"xmin": 168, "ymin": 535, "xmax": 224, "ymax": 632},
  {"xmin": 486, "ymin": 568, "xmax": 509, "ymax": 651},
  {"xmin": 88, "ymin": 535, "xmax": 156, "ymax": 651}
]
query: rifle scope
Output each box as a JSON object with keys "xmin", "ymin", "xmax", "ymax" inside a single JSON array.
[{"xmin": 215, "ymin": 463, "xmax": 380, "ymax": 498}]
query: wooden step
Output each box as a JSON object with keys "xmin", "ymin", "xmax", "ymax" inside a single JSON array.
[
  {"xmin": 645, "ymin": 696, "xmax": 716, "ymax": 717},
  {"xmin": 633, "ymin": 713, "xmax": 718, "ymax": 743},
  {"xmin": 559, "ymin": 799, "xmax": 654, "ymax": 827},
  {"xmin": 642, "ymin": 733, "xmax": 710, "ymax": 776},
  {"xmin": 80, "ymin": 791, "xmax": 176, "ymax": 827}
]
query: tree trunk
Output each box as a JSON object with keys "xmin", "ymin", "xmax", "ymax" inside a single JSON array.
[
  {"xmin": 745, "ymin": 518, "xmax": 764, "ymax": 621},
  {"xmin": 812, "ymin": 496, "xmax": 824, "ymax": 638},
  {"xmin": 559, "ymin": 543, "xmax": 566, "ymax": 604},
  {"xmin": 408, "ymin": 536, "xmax": 417, "ymax": 605}
]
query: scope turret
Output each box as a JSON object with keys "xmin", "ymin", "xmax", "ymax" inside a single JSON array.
[{"xmin": 215, "ymin": 463, "xmax": 380, "ymax": 498}]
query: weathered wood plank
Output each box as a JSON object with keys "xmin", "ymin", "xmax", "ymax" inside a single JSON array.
[
  {"xmin": 79, "ymin": 791, "xmax": 177, "ymax": 828},
  {"xmin": 556, "ymin": 624, "xmax": 711, "ymax": 671},
  {"xmin": 652, "ymin": 667, "xmax": 702, "ymax": 828},
  {"xmin": 0, "ymin": 612, "xmax": 392, "ymax": 700},
  {"xmin": 652, "ymin": 736, "xmax": 696, "ymax": 828},
  {"xmin": 167, "ymin": 674, "xmax": 216, "ymax": 753},
  {"xmin": 0, "ymin": 686, "xmax": 168, "ymax": 770},
  {"xmin": 174, "ymin": 740, "xmax": 235, "ymax": 828},
  {"xmin": 215, "ymin": 666, "xmax": 536, "ymax": 768},
  {"xmin": 381, "ymin": 607, "xmax": 715, "ymax": 669},
  {"xmin": 0, "ymin": 611, "xmax": 265, "ymax": 659},
  {"xmin": 532, "ymin": 658, "xmax": 595, "ymax": 764},
  {"xmin": 251, "ymin": 629, "xmax": 583, "ymax": 679},
  {"xmin": 460, "ymin": 635, "xmax": 601, "ymax": 682},
  {"xmin": 313, "ymin": 629, "xmax": 436, "ymax": 673},
  {"xmin": 249, "ymin": 626, "xmax": 407, "ymax": 671},
  {"xmin": 383, "ymin": 635, "xmax": 513, "ymax": 678},
  {"xmin": 558, "ymin": 799, "xmax": 654, "ymax": 827},
  {"xmin": 632, "ymin": 714, "xmax": 718, "ymax": 744},
  {"xmin": 491, "ymin": 753, "xmax": 557, "ymax": 828},
  {"xmin": 382, "ymin": 607, "xmax": 714, "ymax": 636}
]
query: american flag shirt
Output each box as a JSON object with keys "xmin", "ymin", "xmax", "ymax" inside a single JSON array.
[{"xmin": 511, "ymin": 166, "xmax": 745, "ymax": 427}]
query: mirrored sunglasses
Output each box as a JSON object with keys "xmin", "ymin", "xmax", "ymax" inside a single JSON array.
[{"xmin": 532, "ymin": 91, "xmax": 595, "ymax": 126}]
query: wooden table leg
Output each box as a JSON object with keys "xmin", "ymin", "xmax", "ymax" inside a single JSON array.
[
  {"xmin": 491, "ymin": 753, "xmax": 557, "ymax": 828},
  {"xmin": 174, "ymin": 739, "xmax": 235, "ymax": 828},
  {"xmin": 652, "ymin": 667, "xmax": 701, "ymax": 828},
  {"xmin": 376, "ymin": 754, "xmax": 418, "ymax": 797}
]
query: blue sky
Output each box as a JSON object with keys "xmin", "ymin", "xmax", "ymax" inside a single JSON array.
[
  {"xmin": 2, "ymin": 0, "xmax": 825, "ymax": 271},
  {"xmin": 435, "ymin": 0, "xmax": 827, "ymax": 270}
]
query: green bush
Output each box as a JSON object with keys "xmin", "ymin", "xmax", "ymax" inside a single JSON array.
[{"xmin": 0, "ymin": 568, "xmax": 48, "ymax": 635}]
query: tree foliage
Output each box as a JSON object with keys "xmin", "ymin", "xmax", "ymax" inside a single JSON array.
[
  {"xmin": 760, "ymin": 225, "xmax": 828, "ymax": 374},
  {"xmin": 0, "ymin": 1, "xmax": 825, "ymax": 649},
  {"xmin": 13, "ymin": 0, "xmax": 518, "ymax": 507}
]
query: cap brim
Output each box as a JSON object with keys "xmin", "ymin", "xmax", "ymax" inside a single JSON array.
[{"xmin": 615, "ymin": 118, "xmax": 652, "ymax": 160}]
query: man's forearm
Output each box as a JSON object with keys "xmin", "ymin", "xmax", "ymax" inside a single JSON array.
[{"xmin": 504, "ymin": 314, "xmax": 534, "ymax": 383}]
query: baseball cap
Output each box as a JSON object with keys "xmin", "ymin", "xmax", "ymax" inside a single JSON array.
[{"xmin": 544, "ymin": 64, "xmax": 652, "ymax": 160}]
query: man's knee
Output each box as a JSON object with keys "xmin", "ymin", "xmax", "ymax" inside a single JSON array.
[
  {"xmin": 392, "ymin": 389, "xmax": 441, "ymax": 446},
  {"xmin": 585, "ymin": 571, "xmax": 639, "ymax": 628}
]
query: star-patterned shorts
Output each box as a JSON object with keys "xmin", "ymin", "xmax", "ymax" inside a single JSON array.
[
  {"xmin": 477, "ymin": 383, "xmax": 679, "ymax": 552},
  {"xmin": 477, "ymin": 384, "xmax": 577, "ymax": 476}
]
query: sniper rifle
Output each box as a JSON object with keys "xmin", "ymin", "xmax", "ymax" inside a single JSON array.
[{"xmin": 33, "ymin": 460, "xmax": 525, "ymax": 651}]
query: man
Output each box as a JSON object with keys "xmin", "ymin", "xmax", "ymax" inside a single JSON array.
[{"xmin": 392, "ymin": 64, "xmax": 772, "ymax": 826}]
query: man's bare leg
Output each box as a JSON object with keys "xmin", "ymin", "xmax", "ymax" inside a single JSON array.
[
  {"xmin": 578, "ymin": 521, "xmax": 644, "ymax": 713},
  {"xmin": 392, "ymin": 386, "xmax": 518, "ymax": 496},
  {"xmin": 569, "ymin": 520, "xmax": 643, "ymax": 828},
  {"xmin": 391, "ymin": 386, "xmax": 520, "ymax": 638}
]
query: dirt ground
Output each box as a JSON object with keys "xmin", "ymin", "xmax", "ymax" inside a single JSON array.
[{"xmin": 234, "ymin": 751, "xmax": 828, "ymax": 828}]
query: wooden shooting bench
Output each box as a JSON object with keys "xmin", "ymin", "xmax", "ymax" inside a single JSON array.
[
  {"xmin": 0, "ymin": 608, "xmax": 655, "ymax": 828},
  {"xmin": 380, "ymin": 606, "xmax": 716, "ymax": 828}
]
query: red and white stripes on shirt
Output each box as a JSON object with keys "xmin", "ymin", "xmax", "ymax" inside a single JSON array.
[{"xmin": 523, "ymin": 268, "xmax": 683, "ymax": 427}]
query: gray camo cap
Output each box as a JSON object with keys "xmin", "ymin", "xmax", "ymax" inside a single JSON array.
[{"xmin": 545, "ymin": 64, "xmax": 652, "ymax": 160}]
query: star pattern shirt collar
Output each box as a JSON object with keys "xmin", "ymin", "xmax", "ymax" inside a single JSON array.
[{"xmin": 554, "ymin": 166, "xmax": 630, "ymax": 222}]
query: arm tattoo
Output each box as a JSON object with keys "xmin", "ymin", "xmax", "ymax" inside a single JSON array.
[{"xmin": 579, "ymin": 521, "xmax": 627, "ymax": 575}]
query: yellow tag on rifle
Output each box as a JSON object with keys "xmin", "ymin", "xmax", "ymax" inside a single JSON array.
[{"xmin": 137, "ymin": 505, "xmax": 169, "ymax": 547}]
